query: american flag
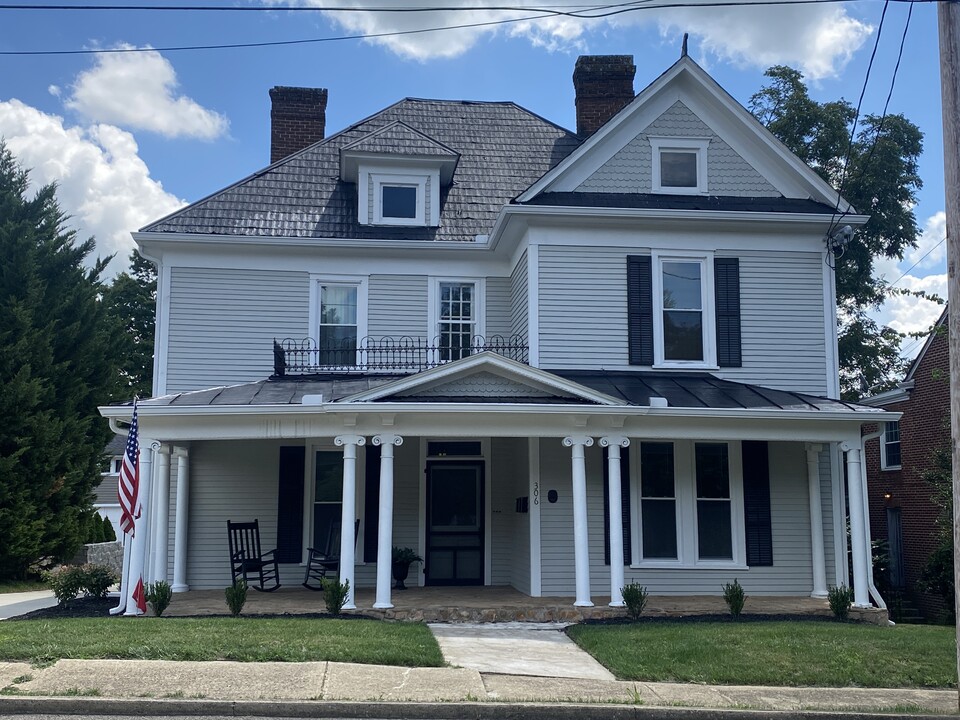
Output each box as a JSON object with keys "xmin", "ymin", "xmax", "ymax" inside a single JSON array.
[{"xmin": 118, "ymin": 399, "xmax": 140, "ymax": 537}]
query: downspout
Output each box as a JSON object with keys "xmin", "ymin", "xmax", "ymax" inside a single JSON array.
[{"xmin": 858, "ymin": 429, "xmax": 887, "ymax": 611}]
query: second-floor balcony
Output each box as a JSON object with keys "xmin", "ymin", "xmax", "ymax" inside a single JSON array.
[{"xmin": 273, "ymin": 335, "xmax": 529, "ymax": 376}]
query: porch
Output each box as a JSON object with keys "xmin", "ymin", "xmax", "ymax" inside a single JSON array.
[{"xmin": 161, "ymin": 585, "xmax": 886, "ymax": 624}]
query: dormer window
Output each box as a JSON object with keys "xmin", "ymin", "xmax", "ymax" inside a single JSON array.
[
  {"xmin": 372, "ymin": 173, "xmax": 427, "ymax": 225},
  {"xmin": 650, "ymin": 137, "xmax": 709, "ymax": 194}
]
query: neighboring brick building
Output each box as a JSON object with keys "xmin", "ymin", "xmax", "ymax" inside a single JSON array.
[{"xmin": 863, "ymin": 308, "xmax": 949, "ymax": 620}]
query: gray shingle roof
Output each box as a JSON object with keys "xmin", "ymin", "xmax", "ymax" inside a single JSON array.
[
  {"xmin": 342, "ymin": 121, "xmax": 458, "ymax": 157},
  {"xmin": 143, "ymin": 99, "xmax": 581, "ymax": 241}
]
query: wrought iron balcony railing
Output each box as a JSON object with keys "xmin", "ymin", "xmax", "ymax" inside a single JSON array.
[{"xmin": 273, "ymin": 335, "xmax": 529, "ymax": 376}]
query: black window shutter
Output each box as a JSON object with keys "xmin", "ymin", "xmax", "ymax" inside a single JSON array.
[
  {"xmin": 602, "ymin": 447, "xmax": 632, "ymax": 566},
  {"xmin": 742, "ymin": 440, "xmax": 772, "ymax": 566},
  {"xmin": 627, "ymin": 256, "xmax": 654, "ymax": 365},
  {"xmin": 363, "ymin": 444, "xmax": 381, "ymax": 563},
  {"xmin": 715, "ymin": 257, "xmax": 742, "ymax": 367},
  {"xmin": 276, "ymin": 446, "xmax": 305, "ymax": 563}
]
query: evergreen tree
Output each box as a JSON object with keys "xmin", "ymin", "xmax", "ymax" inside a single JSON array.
[
  {"xmin": 0, "ymin": 142, "xmax": 120, "ymax": 579},
  {"xmin": 750, "ymin": 66, "xmax": 924, "ymax": 399},
  {"xmin": 103, "ymin": 250, "xmax": 156, "ymax": 399}
]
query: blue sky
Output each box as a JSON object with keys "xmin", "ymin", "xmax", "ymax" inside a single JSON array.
[{"xmin": 0, "ymin": 0, "xmax": 946, "ymax": 352}]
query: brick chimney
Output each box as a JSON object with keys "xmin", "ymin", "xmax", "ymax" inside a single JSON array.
[
  {"xmin": 269, "ymin": 86, "xmax": 328, "ymax": 164},
  {"xmin": 573, "ymin": 55, "xmax": 636, "ymax": 137}
]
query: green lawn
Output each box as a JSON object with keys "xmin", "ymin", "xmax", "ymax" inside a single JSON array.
[
  {"xmin": 567, "ymin": 621, "xmax": 957, "ymax": 688},
  {"xmin": 0, "ymin": 617, "xmax": 444, "ymax": 667},
  {"xmin": 0, "ymin": 580, "xmax": 47, "ymax": 594}
]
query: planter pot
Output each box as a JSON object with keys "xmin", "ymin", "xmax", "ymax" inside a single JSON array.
[{"xmin": 392, "ymin": 562, "xmax": 411, "ymax": 590}]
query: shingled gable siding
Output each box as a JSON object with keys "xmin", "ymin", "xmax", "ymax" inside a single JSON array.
[
  {"xmin": 538, "ymin": 439, "xmax": 816, "ymax": 596},
  {"xmin": 510, "ymin": 249, "xmax": 529, "ymax": 341},
  {"xmin": 368, "ymin": 275, "xmax": 428, "ymax": 338},
  {"xmin": 537, "ymin": 245, "xmax": 828, "ymax": 395},
  {"xmin": 165, "ymin": 267, "xmax": 309, "ymax": 393},
  {"xmin": 575, "ymin": 100, "xmax": 780, "ymax": 197}
]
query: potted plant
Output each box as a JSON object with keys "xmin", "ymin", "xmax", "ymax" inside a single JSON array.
[{"xmin": 391, "ymin": 546, "xmax": 422, "ymax": 590}]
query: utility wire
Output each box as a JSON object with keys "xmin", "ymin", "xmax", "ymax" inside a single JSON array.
[
  {"xmin": 888, "ymin": 236, "xmax": 945, "ymax": 288},
  {"xmin": 0, "ymin": 0, "xmax": 932, "ymax": 9}
]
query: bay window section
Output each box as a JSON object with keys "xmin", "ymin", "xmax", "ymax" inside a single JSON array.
[
  {"xmin": 695, "ymin": 443, "xmax": 733, "ymax": 561},
  {"xmin": 639, "ymin": 442, "xmax": 678, "ymax": 560},
  {"xmin": 319, "ymin": 285, "xmax": 358, "ymax": 367}
]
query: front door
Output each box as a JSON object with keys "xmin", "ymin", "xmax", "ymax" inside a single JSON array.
[{"xmin": 425, "ymin": 461, "xmax": 484, "ymax": 585}]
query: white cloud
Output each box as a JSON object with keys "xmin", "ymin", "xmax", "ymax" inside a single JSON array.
[
  {"xmin": 65, "ymin": 46, "xmax": 228, "ymax": 140},
  {"xmin": 276, "ymin": 0, "xmax": 870, "ymax": 78},
  {"xmin": 903, "ymin": 210, "xmax": 947, "ymax": 270},
  {"xmin": 0, "ymin": 99, "xmax": 185, "ymax": 277}
]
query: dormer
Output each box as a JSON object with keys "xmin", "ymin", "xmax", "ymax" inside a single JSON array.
[{"xmin": 340, "ymin": 121, "xmax": 459, "ymax": 227}]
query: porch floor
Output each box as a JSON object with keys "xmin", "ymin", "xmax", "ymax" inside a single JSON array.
[{"xmin": 162, "ymin": 585, "xmax": 886, "ymax": 624}]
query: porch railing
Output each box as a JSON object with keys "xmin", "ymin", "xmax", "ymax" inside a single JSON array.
[{"xmin": 272, "ymin": 335, "xmax": 529, "ymax": 376}]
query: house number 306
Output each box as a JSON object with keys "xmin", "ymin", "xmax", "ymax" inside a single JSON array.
[{"xmin": 533, "ymin": 481, "xmax": 539, "ymax": 505}]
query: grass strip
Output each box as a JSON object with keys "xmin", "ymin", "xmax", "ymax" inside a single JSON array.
[
  {"xmin": 0, "ymin": 580, "xmax": 48, "ymax": 594},
  {"xmin": 567, "ymin": 621, "xmax": 957, "ymax": 688},
  {"xmin": 0, "ymin": 617, "xmax": 444, "ymax": 667}
]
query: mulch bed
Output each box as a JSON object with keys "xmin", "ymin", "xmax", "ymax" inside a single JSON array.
[
  {"xmin": 13, "ymin": 596, "xmax": 118, "ymax": 620},
  {"xmin": 573, "ymin": 613, "xmax": 847, "ymax": 627}
]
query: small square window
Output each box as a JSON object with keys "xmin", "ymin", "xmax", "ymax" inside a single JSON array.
[
  {"xmin": 382, "ymin": 185, "xmax": 417, "ymax": 219},
  {"xmin": 660, "ymin": 151, "xmax": 698, "ymax": 188}
]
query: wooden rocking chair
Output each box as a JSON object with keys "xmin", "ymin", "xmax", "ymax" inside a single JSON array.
[
  {"xmin": 227, "ymin": 519, "xmax": 281, "ymax": 592},
  {"xmin": 303, "ymin": 518, "xmax": 359, "ymax": 590}
]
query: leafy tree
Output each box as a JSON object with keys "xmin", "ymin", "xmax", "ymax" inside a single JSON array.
[
  {"xmin": 919, "ymin": 433, "xmax": 954, "ymax": 621},
  {"xmin": 750, "ymin": 66, "xmax": 924, "ymax": 399},
  {"xmin": 103, "ymin": 250, "xmax": 156, "ymax": 399},
  {"xmin": 0, "ymin": 142, "xmax": 120, "ymax": 579}
]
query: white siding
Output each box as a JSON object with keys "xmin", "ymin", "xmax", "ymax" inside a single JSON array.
[
  {"xmin": 576, "ymin": 101, "xmax": 779, "ymax": 197},
  {"xmin": 486, "ymin": 278, "xmax": 512, "ymax": 339},
  {"xmin": 537, "ymin": 245, "xmax": 828, "ymax": 395},
  {"xmin": 510, "ymin": 249, "xmax": 528, "ymax": 341},
  {"xmin": 489, "ymin": 438, "xmax": 530, "ymax": 590},
  {"xmin": 819, "ymin": 445, "xmax": 837, "ymax": 584},
  {"xmin": 368, "ymin": 275, "xmax": 428, "ymax": 338},
  {"xmin": 540, "ymin": 440, "xmax": 816, "ymax": 597},
  {"xmin": 165, "ymin": 267, "xmax": 309, "ymax": 393}
]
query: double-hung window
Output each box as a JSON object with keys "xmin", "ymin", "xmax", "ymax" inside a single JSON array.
[
  {"xmin": 695, "ymin": 443, "xmax": 733, "ymax": 561},
  {"xmin": 653, "ymin": 253, "xmax": 715, "ymax": 367},
  {"xmin": 431, "ymin": 279, "xmax": 483, "ymax": 362},
  {"xmin": 319, "ymin": 285, "xmax": 358, "ymax": 367},
  {"xmin": 639, "ymin": 442, "xmax": 678, "ymax": 560},
  {"xmin": 881, "ymin": 421, "xmax": 901, "ymax": 470}
]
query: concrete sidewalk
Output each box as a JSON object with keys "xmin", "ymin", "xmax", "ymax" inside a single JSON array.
[
  {"xmin": 0, "ymin": 658, "xmax": 955, "ymax": 716},
  {"xmin": 0, "ymin": 590, "xmax": 56, "ymax": 621}
]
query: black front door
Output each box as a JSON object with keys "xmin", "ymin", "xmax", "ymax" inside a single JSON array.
[{"xmin": 425, "ymin": 461, "xmax": 484, "ymax": 586}]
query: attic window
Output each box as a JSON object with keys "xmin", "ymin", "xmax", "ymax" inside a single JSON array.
[
  {"xmin": 382, "ymin": 185, "xmax": 417, "ymax": 219},
  {"xmin": 371, "ymin": 172, "xmax": 428, "ymax": 226},
  {"xmin": 650, "ymin": 137, "xmax": 709, "ymax": 195}
]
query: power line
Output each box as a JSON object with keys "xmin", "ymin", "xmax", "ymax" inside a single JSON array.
[
  {"xmin": 0, "ymin": 0, "xmax": 931, "ymax": 9},
  {"xmin": 888, "ymin": 236, "xmax": 946, "ymax": 288}
]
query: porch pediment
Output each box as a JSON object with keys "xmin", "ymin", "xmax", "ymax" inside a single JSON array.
[{"xmin": 338, "ymin": 352, "xmax": 622, "ymax": 405}]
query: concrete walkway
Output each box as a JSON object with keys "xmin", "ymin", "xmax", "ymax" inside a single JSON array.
[
  {"xmin": 429, "ymin": 622, "xmax": 615, "ymax": 680},
  {"xmin": 0, "ymin": 590, "xmax": 56, "ymax": 620}
]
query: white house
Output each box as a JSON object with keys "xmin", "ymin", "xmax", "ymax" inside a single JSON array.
[{"xmin": 99, "ymin": 53, "xmax": 891, "ymax": 612}]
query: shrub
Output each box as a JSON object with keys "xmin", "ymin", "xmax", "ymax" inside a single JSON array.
[
  {"xmin": 722, "ymin": 579, "xmax": 746, "ymax": 619},
  {"xmin": 80, "ymin": 564, "xmax": 117, "ymax": 598},
  {"xmin": 321, "ymin": 577, "xmax": 350, "ymax": 616},
  {"xmin": 621, "ymin": 583, "xmax": 649, "ymax": 621},
  {"xmin": 42, "ymin": 564, "xmax": 116, "ymax": 602},
  {"xmin": 146, "ymin": 580, "xmax": 173, "ymax": 617},
  {"xmin": 85, "ymin": 516, "xmax": 104, "ymax": 544},
  {"xmin": 43, "ymin": 566, "xmax": 84, "ymax": 604},
  {"xmin": 225, "ymin": 579, "xmax": 247, "ymax": 617},
  {"xmin": 828, "ymin": 584, "xmax": 854, "ymax": 620},
  {"xmin": 101, "ymin": 516, "xmax": 116, "ymax": 542}
]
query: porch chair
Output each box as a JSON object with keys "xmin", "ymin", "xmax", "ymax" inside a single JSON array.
[
  {"xmin": 227, "ymin": 519, "xmax": 281, "ymax": 592},
  {"xmin": 303, "ymin": 518, "xmax": 359, "ymax": 590}
]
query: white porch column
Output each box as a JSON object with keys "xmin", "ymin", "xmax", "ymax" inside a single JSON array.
[
  {"xmin": 125, "ymin": 439, "xmax": 156, "ymax": 616},
  {"xmin": 335, "ymin": 434, "xmax": 365, "ymax": 609},
  {"xmin": 805, "ymin": 443, "xmax": 828, "ymax": 598},
  {"xmin": 172, "ymin": 447, "xmax": 190, "ymax": 593},
  {"xmin": 563, "ymin": 435, "xmax": 594, "ymax": 607},
  {"xmin": 372, "ymin": 434, "xmax": 403, "ymax": 609},
  {"xmin": 151, "ymin": 445, "xmax": 172, "ymax": 583},
  {"xmin": 841, "ymin": 441, "xmax": 870, "ymax": 607},
  {"xmin": 600, "ymin": 436, "xmax": 629, "ymax": 607}
]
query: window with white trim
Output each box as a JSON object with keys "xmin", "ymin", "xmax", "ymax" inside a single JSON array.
[
  {"xmin": 653, "ymin": 253, "xmax": 715, "ymax": 368},
  {"xmin": 650, "ymin": 137, "xmax": 709, "ymax": 194},
  {"xmin": 319, "ymin": 284, "xmax": 359, "ymax": 366},
  {"xmin": 632, "ymin": 440, "xmax": 744, "ymax": 567},
  {"xmin": 371, "ymin": 173, "xmax": 427, "ymax": 226},
  {"xmin": 437, "ymin": 282, "xmax": 477, "ymax": 362},
  {"xmin": 881, "ymin": 421, "xmax": 901, "ymax": 470}
]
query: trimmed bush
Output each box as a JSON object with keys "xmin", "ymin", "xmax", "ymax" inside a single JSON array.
[
  {"xmin": 828, "ymin": 584, "xmax": 854, "ymax": 620},
  {"xmin": 621, "ymin": 582, "xmax": 649, "ymax": 621},
  {"xmin": 321, "ymin": 577, "xmax": 350, "ymax": 616},
  {"xmin": 722, "ymin": 579, "xmax": 746, "ymax": 619},
  {"xmin": 42, "ymin": 564, "xmax": 117, "ymax": 603},
  {"xmin": 81, "ymin": 564, "xmax": 116, "ymax": 598},
  {"xmin": 225, "ymin": 579, "xmax": 247, "ymax": 617},
  {"xmin": 146, "ymin": 580, "xmax": 173, "ymax": 617},
  {"xmin": 101, "ymin": 516, "xmax": 116, "ymax": 542}
]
